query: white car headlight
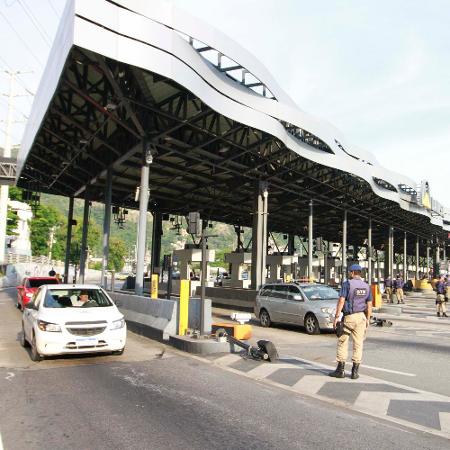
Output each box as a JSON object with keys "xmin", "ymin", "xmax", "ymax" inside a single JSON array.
[
  {"xmin": 110, "ymin": 318, "xmax": 125, "ymax": 330},
  {"xmin": 38, "ymin": 320, "xmax": 61, "ymax": 332},
  {"xmin": 320, "ymin": 307, "xmax": 335, "ymax": 315}
]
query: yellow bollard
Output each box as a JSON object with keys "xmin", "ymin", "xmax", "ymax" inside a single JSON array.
[
  {"xmin": 179, "ymin": 279, "xmax": 190, "ymax": 335},
  {"xmin": 151, "ymin": 274, "xmax": 159, "ymax": 299}
]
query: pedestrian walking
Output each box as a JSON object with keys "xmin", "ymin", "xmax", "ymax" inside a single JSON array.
[
  {"xmin": 394, "ymin": 274, "xmax": 405, "ymax": 304},
  {"xmin": 435, "ymin": 276, "xmax": 448, "ymax": 317},
  {"xmin": 385, "ymin": 276, "xmax": 393, "ymax": 303},
  {"xmin": 329, "ymin": 264, "xmax": 372, "ymax": 380}
]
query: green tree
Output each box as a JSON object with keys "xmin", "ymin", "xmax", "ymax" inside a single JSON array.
[
  {"xmin": 107, "ymin": 237, "xmax": 127, "ymax": 272},
  {"xmin": 29, "ymin": 205, "xmax": 63, "ymax": 256}
]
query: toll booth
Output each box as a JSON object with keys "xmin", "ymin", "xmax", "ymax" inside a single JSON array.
[
  {"xmin": 172, "ymin": 248, "xmax": 215, "ymax": 295},
  {"xmin": 223, "ymin": 252, "xmax": 252, "ymax": 288},
  {"xmin": 266, "ymin": 254, "xmax": 298, "ymax": 282}
]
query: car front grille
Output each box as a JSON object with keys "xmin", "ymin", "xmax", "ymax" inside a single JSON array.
[{"xmin": 66, "ymin": 327, "xmax": 106, "ymax": 336}]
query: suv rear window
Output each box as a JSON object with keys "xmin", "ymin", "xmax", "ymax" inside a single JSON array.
[{"xmin": 28, "ymin": 278, "xmax": 59, "ymax": 288}]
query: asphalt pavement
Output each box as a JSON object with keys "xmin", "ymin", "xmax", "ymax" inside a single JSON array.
[{"xmin": 1, "ymin": 287, "xmax": 449, "ymax": 449}]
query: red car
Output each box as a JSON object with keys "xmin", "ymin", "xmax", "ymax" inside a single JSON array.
[{"xmin": 17, "ymin": 277, "xmax": 60, "ymax": 310}]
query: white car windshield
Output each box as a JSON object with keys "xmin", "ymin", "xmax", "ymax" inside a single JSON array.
[
  {"xmin": 302, "ymin": 285, "xmax": 339, "ymax": 301},
  {"xmin": 43, "ymin": 288, "xmax": 113, "ymax": 308}
]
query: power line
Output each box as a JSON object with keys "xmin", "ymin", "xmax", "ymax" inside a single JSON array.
[
  {"xmin": 0, "ymin": 54, "xmax": 35, "ymax": 99},
  {"xmin": 0, "ymin": 10, "xmax": 44, "ymax": 68},
  {"xmin": 0, "ymin": 96, "xmax": 29, "ymax": 119},
  {"xmin": 47, "ymin": 0, "xmax": 59, "ymax": 19},
  {"xmin": 17, "ymin": 0, "xmax": 52, "ymax": 47}
]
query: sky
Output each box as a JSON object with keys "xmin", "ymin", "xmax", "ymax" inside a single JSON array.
[{"xmin": 0, "ymin": 0, "xmax": 449, "ymax": 204}]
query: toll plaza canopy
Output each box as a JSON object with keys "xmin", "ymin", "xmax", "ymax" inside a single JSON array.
[{"xmin": 17, "ymin": 0, "xmax": 450, "ymax": 253}]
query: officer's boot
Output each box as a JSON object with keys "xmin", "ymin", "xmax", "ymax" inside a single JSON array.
[
  {"xmin": 351, "ymin": 363, "xmax": 360, "ymax": 380},
  {"xmin": 329, "ymin": 361, "xmax": 345, "ymax": 378},
  {"xmin": 443, "ymin": 312, "xmax": 448, "ymax": 317},
  {"xmin": 437, "ymin": 312, "xmax": 441, "ymax": 317}
]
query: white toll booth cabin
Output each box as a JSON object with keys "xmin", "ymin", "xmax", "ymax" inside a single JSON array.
[
  {"xmin": 223, "ymin": 252, "xmax": 252, "ymax": 288},
  {"xmin": 172, "ymin": 248, "xmax": 215, "ymax": 295},
  {"xmin": 266, "ymin": 254, "xmax": 298, "ymax": 282}
]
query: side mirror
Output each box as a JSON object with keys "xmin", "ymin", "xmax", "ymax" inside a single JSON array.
[
  {"xmin": 115, "ymin": 300, "xmax": 122, "ymax": 307},
  {"xmin": 24, "ymin": 303, "xmax": 35, "ymax": 310},
  {"xmin": 293, "ymin": 294, "xmax": 303, "ymax": 301},
  {"xmin": 17, "ymin": 285, "xmax": 24, "ymax": 290}
]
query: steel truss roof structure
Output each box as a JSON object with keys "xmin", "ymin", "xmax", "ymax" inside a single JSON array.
[{"xmin": 17, "ymin": 0, "xmax": 449, "ymax": 254}]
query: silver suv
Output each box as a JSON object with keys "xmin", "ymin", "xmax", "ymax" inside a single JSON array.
[{"xmin": 255, "ymin": 283, "xmax": 339, "ymax": 334}]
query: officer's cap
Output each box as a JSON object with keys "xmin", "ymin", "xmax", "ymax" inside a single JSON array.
[{"xmin": 349, "ymin": 264, "xmax": 362, "ymax": 272}]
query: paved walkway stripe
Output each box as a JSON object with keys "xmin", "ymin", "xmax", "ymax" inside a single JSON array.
[{"xmin": 206, "ymin": 351, "xmax": 450, "ymax": 440}]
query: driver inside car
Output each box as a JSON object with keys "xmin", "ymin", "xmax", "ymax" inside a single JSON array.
[{"xmin": 78, "ymin": 290, "xmax": 97, "ymax": 308}]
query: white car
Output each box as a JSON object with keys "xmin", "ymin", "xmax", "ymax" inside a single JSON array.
[{"xmin": 21, "ymin": 284, "xmax": 126, "ymax": 361}]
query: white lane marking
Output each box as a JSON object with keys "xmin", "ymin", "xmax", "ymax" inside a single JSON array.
[
  {"xmin": 245, "ymin": 363, "xmax": 294, "ymax": 379},
  {"xmin": 330, "ymin": 362, "xmax": 416, "ymax": 377},
  {"xmin": 5, "ymin": 372, "xmax": 14, "ymax": 381},
  {"xmin": 213, "ymin": 353, "xmax": 241, "ymax": 365},
  {"xmin": 0, "ymin": 429, "xmax": 4, "ymax": 450},
  {"xmin": 292, "ymin": 375, "xmax": 329, "ymax": 395},
  {"xmin": 439, "ymin": 412, "xmax": 450, "ymax": 433},
  {"xmin": 353, "ymin": 392, "xmax": 428, "ymax": 417}
]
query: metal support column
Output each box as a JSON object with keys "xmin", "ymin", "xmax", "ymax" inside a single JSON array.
[
  {"xmin": 101, "ymin": 169, "xmax": 112, "ymax": 288},
  {"xmin": 415, "ymin": 236, "xmax": 420, "ymax": 282},
  {"xmin": 78, "ymin": 195, "xmax": 90, "ymax": 283},
  {"xmin": 308, "ymin": 200, "xmax": 314, "ymax": 281},
  {"xmin": 389, "ymin": 226, "xmax": 394, "ymax": 279},
  {"xmin": 135, "ymin": 143, "xmax": 152, "ymax": 296},
  {"xmin": 251, "ymin": 181, "xmax": 268, "ymax": 290},
  {"xmin": 63, "ymin": 197, "xmax": 74, "ymax": 283},
  {"xmin": 426, "ymin": 245, "xmax": 430, "ymax": 277},
  {"xmin": 342, "ymin": 210, "xmax": 347, "ymax": 282},
  {"xmin": 403, "ymin": 232, "xmax": 407, "ymax": 281},
  {"xmin": 150, "ymin": 210, "xmax": 162, "ymax": 275},
  {"xmin": 368, "ymin": 218, "xmax": 372, "ymax": 284},
  {"xmin": 287, "ymin": 234, "xmax": 295, "ymax": 255},
  {"xmin": 262, "ymin": 184, "xmax": 268, "ymax": 284}
]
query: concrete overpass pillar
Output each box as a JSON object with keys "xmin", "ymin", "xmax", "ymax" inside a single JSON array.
[
  {"xmin": 308, "ymin": 200, "xmax": 313, "ymax": 280},
  {"xmin": 150, "ymin": 210, "xmax": 162, "ymax": 275},
  {"xmin": 101, "ymin": 169, "xmax": 112, "ymax": 288},
  {"xmin": 251, "ymin": 181, "xmax": 268, "ymax": 290},
  {"xmin": 135, "ymin": 142, "xmax": 152, "ymax": 296},
  {"xmin": 79, "ymin": 194, "xmax": 90, "ymax": 283},
  {"xmin": 64, "ymin": 196, "xmax": 74, "ymax": 283}
]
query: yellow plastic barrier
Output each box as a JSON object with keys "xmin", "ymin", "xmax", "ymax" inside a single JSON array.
[
  {"xmin": 151, "ymin": 274, "xmax": 159, "ymax": 299},
  {"xmin": 371, "ymin": 284, "xmax": 382, "ymax": 308},
  {"xmin": 178, "ymin": 279, "xmax": 190, "ymax": 335},
  {"xmin": 212, "ymin": 322, "xmax": 253, "ymax": 340}
]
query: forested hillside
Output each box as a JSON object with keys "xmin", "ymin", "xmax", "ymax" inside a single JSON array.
[{"xmin": 14, "ymin": 190, "xmax": 249, "ymax": 269}]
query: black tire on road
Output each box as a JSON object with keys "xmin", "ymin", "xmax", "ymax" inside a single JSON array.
[
  {"xmin": 259, "ymin": 309, "xmax": 272, "ymax": 328},
  {"xmin": 304, "ymin": 314, "xmax": 321, "ymax": 335},
  {"xmin": 30, "ymin": 332, "xmax": 42, "ymax": 362},
  {"xmin": 20, "ymin": 323, "xmax": 29, "ymax": 348}
]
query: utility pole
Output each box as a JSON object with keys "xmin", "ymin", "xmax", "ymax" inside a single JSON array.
[
  {"xmin": 0, "ymin": 70, "xmax": 32, "ymax": 264},
  {"xmin": 0, "ymin": 71, "xmax": 16, "ymax": 264}
]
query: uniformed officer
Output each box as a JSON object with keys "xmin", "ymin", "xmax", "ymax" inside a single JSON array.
[
  {"xmin": 385, "ymin": 276, "xmax": 393, "ymax": 303},
  {"xmin": 435, "ymin": 276, "xmax": 448, "ymax": 317},
  {"xmin": 329, "ymin": 264, "xmax": 372, "ymax": 380},
  {"xmin": 394, "ymin": 274, "xmax": 405, "ymax": 304}
]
